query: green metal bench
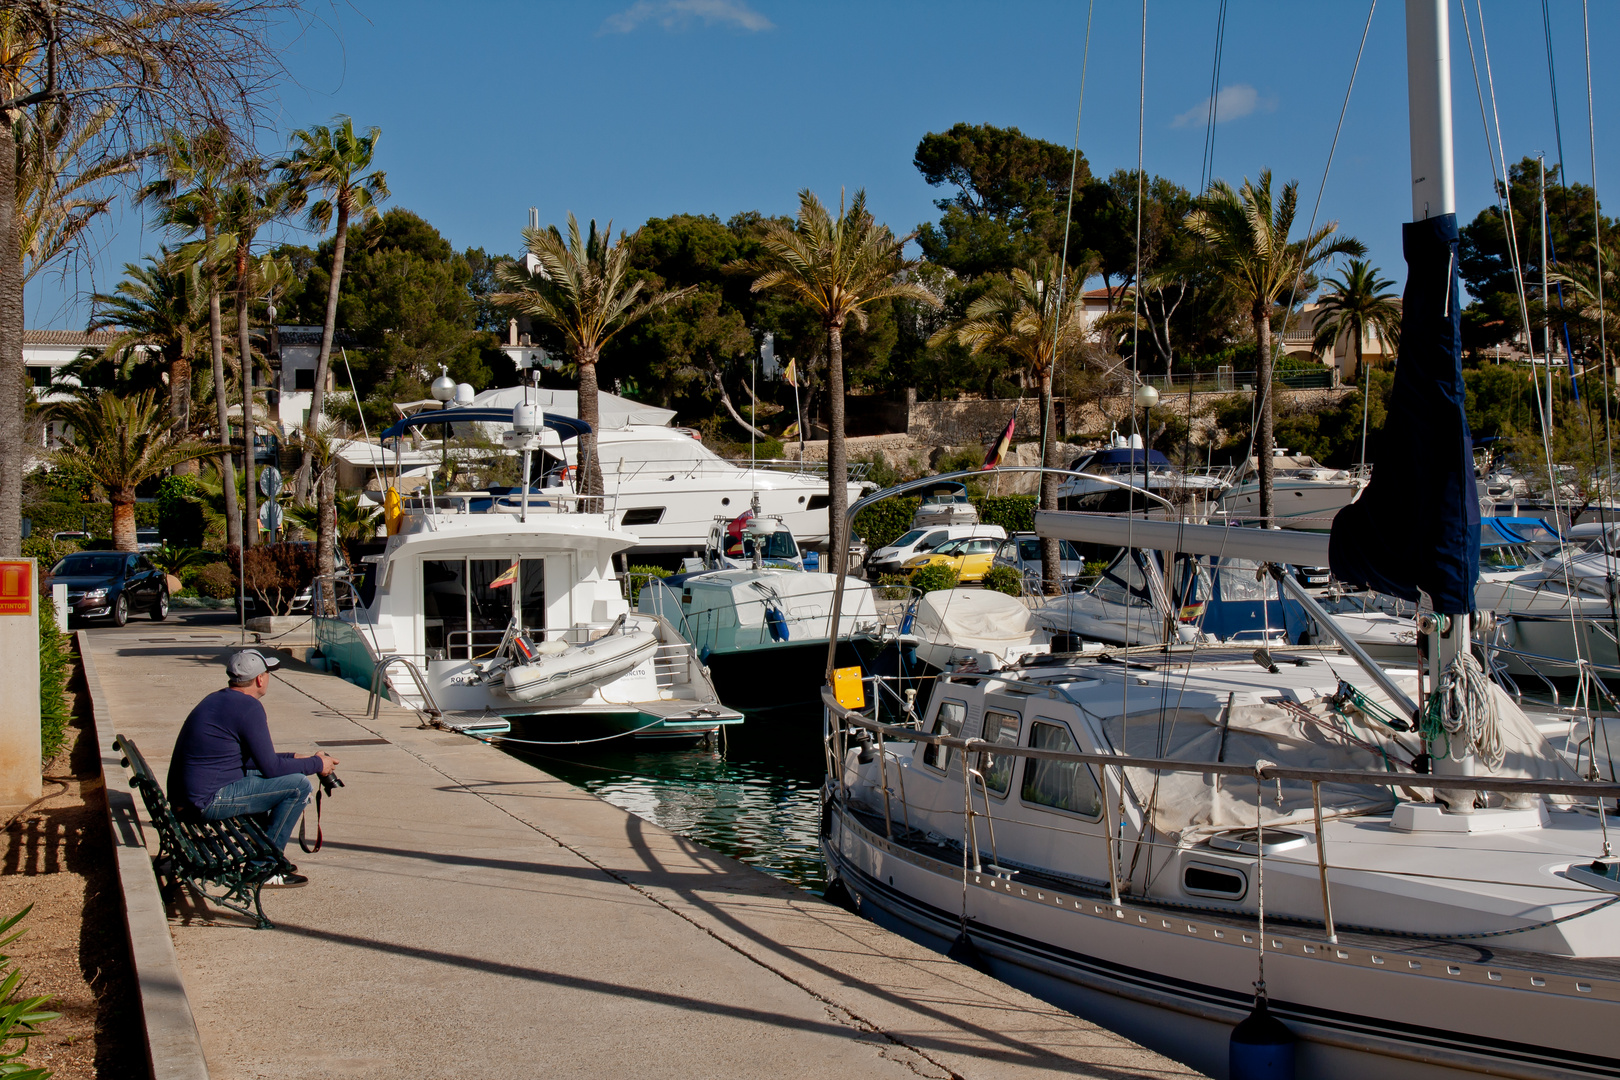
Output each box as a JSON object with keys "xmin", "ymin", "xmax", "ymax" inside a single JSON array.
[{"xmin": 113, "ymin": 734, "xmax": 297, "ymax": 929}]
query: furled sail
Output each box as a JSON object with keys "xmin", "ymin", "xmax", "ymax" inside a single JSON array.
[{"xmin": 1329, "ymin": 215, "xmax": 1480, "ymax": 613}]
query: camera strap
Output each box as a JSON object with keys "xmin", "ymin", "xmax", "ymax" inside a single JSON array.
[{"xmin": 298, "ymin": 785, "xmax": 327, "ymax": 854}]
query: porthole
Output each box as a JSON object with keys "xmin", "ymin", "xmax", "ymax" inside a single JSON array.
[{"xmin": 721, "ymin": 498, "xmax": 730, "ymax": 506}]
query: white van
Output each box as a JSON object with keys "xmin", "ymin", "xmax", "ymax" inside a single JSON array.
[{"xmin": 864, "ymin": 523, "xmax": 1007, "ymax": 578}]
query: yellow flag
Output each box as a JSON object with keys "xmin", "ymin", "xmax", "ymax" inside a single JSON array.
[
  {"xmin": 782, "ymin": 421, "xmax": 799, "ymax": 440},
  {"xmin": 783, "ymin": 358, "xmax": 798, "ymax": 386},
  {"xmin": 489, "ymin": 560, "xmax": 520, "ymax": 588}
]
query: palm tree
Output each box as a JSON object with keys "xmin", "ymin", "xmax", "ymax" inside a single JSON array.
[
  {"xmin": 218, "ymin": 166, "xmax": 293, "ymax": 546},
  {"xmin": 16, "ymin": 100, "xmax": 143, "ymax": 284},
  {"xmin": 931, "ymin": 256, "xmax": 1090, "ymax": 594},
  {"xmin": 492, "ymin": 214, "xmax": 692, "ymax": 508},
  {"xmin": 279, "ymin": 118, "xmax": 388, "ymax": 501},
  {"xmin": 87, "ymin": 250, "xmax": 209, "ymax": 438},
  {"xmin": 287, "ymin": 489, "xmax": 382, "ymax": 561},
  {"xmin": 48, "ymin": 391, "xmax": 215, "ymax": 551},
  {"xmin": 1184, "ymin": 171, "xmax": 1364, "ymax": 524},
  {"xmin": 736, "ymin": 189, "xmax": 941, "ymax": 561},
  {"xmin": 1313, "ymin": 259, "xmax": 1401, "ymax": 383},
  {"xmin": 141, "ymin": 126, "xmax": 243, "ymax": 546}
]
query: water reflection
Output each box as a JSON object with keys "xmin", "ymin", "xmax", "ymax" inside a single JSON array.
[{"xmin": 503, "ymin": 726, "xmax": 829, "ymax": 894}]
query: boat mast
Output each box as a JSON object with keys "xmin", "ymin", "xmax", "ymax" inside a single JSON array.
[{"xmin": 1408, "ymin": 0, "xmax": 1477, "ymax": 797}]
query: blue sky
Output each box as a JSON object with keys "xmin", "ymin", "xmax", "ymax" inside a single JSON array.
[{"xmin": 31, "ymin": 0, "xmax": 1620, "ymax": 330}]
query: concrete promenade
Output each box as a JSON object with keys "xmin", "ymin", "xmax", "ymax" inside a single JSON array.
[{"xmin": 85, "ymin": 619, "xmax": 1201, "ymax": 1080}]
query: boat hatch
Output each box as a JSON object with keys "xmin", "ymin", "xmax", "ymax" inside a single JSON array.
[
  {"xmin": 1207, "ymin": 828, "xmax": 1309, "ymax": 856},
  {"xmin": 1181, "ymin": 862, "xmax": 1249, "ymax": 899}
]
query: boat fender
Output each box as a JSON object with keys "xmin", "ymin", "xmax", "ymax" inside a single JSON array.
[
  {"xmin": 1229, "ymin": 998, "xmax": 1295, "ymax": 1080},
  {"xmin": 946, "ymin": 930, "xmax": 989, "ymax": 973},
  {"xmin": 699, "ymin": 645, "xmax": 711, "ymax": 664},
  {"xmin": 765, "ymin": 606, "xmax": 790, "ymax": 642}
]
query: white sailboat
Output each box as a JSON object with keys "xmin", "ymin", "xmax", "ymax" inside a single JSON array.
[{"xmin": 817, "ymin": 6, "xmax": 1620, "ymax": 1077}]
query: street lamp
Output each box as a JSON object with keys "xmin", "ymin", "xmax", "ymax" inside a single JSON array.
[{"xmin": 1133, "ymin": 383, "xmax": 1159, "ymax": 508}]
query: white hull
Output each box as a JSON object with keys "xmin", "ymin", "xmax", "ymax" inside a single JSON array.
[
  {"xmin": 826, "ymin": 802, "xmax": 1620, "ymax": 1080},
  {"xmin": 1218, "ymin": 479, "xmax": 1365, "ymax": 531}
]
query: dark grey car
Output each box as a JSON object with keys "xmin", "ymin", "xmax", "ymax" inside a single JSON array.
[
  {"xmin": 50, "ymin": 551, "xmax": 168, "ymax": 626},
  {"xmin": 992, "ymin": 533, "xmax": 1085, "ymax": 591}
]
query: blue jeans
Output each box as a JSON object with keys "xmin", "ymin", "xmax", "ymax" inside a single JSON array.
[{"xmin": 204, "ymin": 769, "xmax": 313, "ymax": 852}]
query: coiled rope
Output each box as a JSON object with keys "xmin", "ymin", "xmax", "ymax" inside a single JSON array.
[{"xmin": 1421, "ymin": 649, "xmax": 1505, "ymax": 770}]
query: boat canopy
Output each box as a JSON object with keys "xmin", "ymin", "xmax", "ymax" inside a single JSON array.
[
  {"xmin": 1488, "ymin": 516, "xmax": 1561, "ymax": 547},
  {"xmin": 913, "ymin": 589, "xmax": 1043, "ymax": 650},
  {"xmin": 378, "ymin": 407, "xmax": 592, "ymax": 442},
  {"xmin": 1072, "ymin": 447, "xmax": 1171, "ymax": 469}
]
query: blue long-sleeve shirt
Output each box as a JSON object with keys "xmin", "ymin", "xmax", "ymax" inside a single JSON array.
[{"xmin": 167, "ymin": 689, "xmax": 321, "ymax": 811}]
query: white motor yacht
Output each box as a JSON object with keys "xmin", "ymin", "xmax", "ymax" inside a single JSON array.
[
  {"xmin": 1217, "ymin": 451, "xmax": 1367, "ymax": 531},
  {"xmin": 1057, "ymin": 431, "xmax": 1228, "ymax": 515},
  {"xmin": 314, "ymin": 407, "xmax": 741, "ymax": 743}
]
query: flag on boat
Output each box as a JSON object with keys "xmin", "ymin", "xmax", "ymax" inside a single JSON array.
[
  {"xmin": 982, "ymin": 414, "xmax": 1016, "ymax": 470},
  {"xmin": 489, "ymin": 560, "xmax": 520, "ymax": 589},
  {"xmin": 783, "ymin": 358, "xmax": 798, "ymax": 386}
]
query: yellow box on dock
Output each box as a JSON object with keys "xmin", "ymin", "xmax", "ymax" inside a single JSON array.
[{"xmin": 833, "ymin": 666, "xmax": 865, "ymax": 710}]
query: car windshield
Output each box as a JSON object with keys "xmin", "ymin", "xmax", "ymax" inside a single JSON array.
[
  {"xmin": 892, "ymin": 529, "xmax": 927, "ymax": 549},
  {"xmin": 52, "ymin": 553, "xmax": 125, "ymax": 576},
  {"xmin": 933, "ymin": 539, "xmax": 966, "ymax": 555}
]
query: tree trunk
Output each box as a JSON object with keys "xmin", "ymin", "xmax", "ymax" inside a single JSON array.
[
  {"xmin": 208, "ymin": 239, "xmax": 241, "ymax": 550},
  {"xmin": 237, "ymin": 246, "xmax": 257, "ymax": 545},
  {"xmin": 170, "ymin": 355, "xmax": 197, "ymax": 476},
  {"xmin": 1353, "ymin": 328, "xmax": 1364, "ymax": 386},
  {"xmin": 0, "ymin": 120, "xmax": 24, "ymax": 557},
  {"xmin": 298, "ymin": 199, "xmax": 349, "ymax": 502},
  {"xmin": 1038, "ymin": 370, "xmax": 1061, "ymax": 596},
  {"xmin": 827, "ymin": 319, "xmax": 848, "ymax": 572},
  {"xmin": 111, "ymin": 489, "xmax": 139, "ymax": 553},
  {"xmin": 316, "ymin": 462, "xmax": 336, "ymax": 615},
  {"xmin": 576, "ymin": 349, "xmax": 604, "ymax": 513},
  {"xmin": 1255, "ymin": 302, "xmax": 1274, "ymax": 527}
]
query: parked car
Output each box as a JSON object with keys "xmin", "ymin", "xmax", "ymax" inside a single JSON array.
[
  {"xmin": 992, "ymin": 533, "xmax": 1086, "ymax": 590},
  {"xmin": 49, "ymin": 551, "xmax": 168, "ymax": 626},
  {"xmin": 1291, "ymin": 564, "xmax": 1333, "ymax": 588},
  {"xmin": 901, "ymin": 535, "xmax": 1004, "ymax": 584},
  {"xmin": 136, "ymin": 527, "xmax": 162, "ymax": 553},
  {"xmin": 865, "ymin": 523, "xmax": 1006, "ymax": 578}
]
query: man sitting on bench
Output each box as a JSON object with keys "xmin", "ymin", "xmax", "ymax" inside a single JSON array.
[{"xmin": 167, "ymin": 649, "xmax": 339, "ymax": 888}]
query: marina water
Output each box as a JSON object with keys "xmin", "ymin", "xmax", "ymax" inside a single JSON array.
[{"xmin": 500, "ymin": 709, "xmax": 829, "ymax": 894}]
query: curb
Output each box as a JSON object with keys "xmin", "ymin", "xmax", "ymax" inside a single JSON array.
[{"xmin": 78, "ymin": 631, "xmax": 211, "ymax": 1080}]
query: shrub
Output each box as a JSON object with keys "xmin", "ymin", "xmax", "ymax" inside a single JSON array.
[
  {"xmin": 853, "ymin": 497, "xmax": 920, "ymax": 551},
  {"xmin": 151, "ymin": 544, "xmax": 213, "ymax": 578},
  {"xmin": 38, "ymin": 605, "xmax": 70, "ymax": 762},
  {"xmin": 21, "ymin": 500, "xmax": 158, "ymax": 541},
  {"xmin": 20, "ymin": 536, "xmax": 79, "ymax": 568},
  {"xmin": 0, "ymin": 906, "xmax": 59, "ymax": 1079},
  {"xmin": 909, "ymin": 563, "xmax": 960, "ymax": 593},
  {"xmin": 194, "ymin": 562, "xmax": 236, "ymax": 599},
  {"xmin": 232, "ymin": 543, "xmax": 318, "ymax": 615},
  {"xmin": 623, "ymin": 563, "xmax": 672, "ymax": 604},
  {"xmin": 156, "ymin": 474, "xmax": 208, "ymax": 548},
  {"xmin": 873, "ymin": 573, "xmax": 914, "ymax": 602},
  {"xmin": 981, "ymin": 565, "xmax": 1023, "ymax": 597},
  {"xmin": 972, "ymin": 494, "xmax": 1036, "ymax": 534}
]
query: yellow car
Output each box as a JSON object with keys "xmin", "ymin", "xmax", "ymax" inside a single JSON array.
[{"xmin": 902, "ymin": 536, "xmax": 1002, "ymax": 583}]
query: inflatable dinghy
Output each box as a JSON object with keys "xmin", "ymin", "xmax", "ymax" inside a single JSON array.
[{"xmin": 502, "ymin": 628, "xmax": 658, "ymax": 703}]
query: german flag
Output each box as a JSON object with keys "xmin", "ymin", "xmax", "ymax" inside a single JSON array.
[
  {"xmin": 489, "ymin": 560, "xmax": 520, "ymax": 588},
  {"xmin": 982, "ymin": 414, "xmax": 1016, "ymax": 470}
]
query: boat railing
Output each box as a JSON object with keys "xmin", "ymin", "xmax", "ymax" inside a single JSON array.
[
  {"xmin": 311, "ymin": 574, "xmax": 365, "ymax": 618},
  {"xmin": 368, "ymin": 655, "xmax": 443, "ymax": 723},
  {"xmin": 823, "ymin": 683, "xmax": 1620, "ymax": 942}
]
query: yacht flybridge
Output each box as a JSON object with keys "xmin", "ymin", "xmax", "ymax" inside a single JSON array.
[{"xmin": 314, "ymin": 405, "xmax": 741, "ymax": 742}]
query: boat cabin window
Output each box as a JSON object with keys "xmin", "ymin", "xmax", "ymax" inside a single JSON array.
[
  {"xmin": 738, "ymin": 529, "xmax": 798, "ymax": 561},
  {"xmin": 922, "ymin": 699, "xmax": 967, "ymax": 772},
  {"xmin": 1211, "ymin": 558, "xmax": 1277, "ymax": 602},
  {"xmin": 977, "ymin": 710, "xmax": 1020, "ymax": 795},
  {"xmin": 1021, "ymin": 720, "xmax": 1102, "ymax": 819},
  {"xmin": 423, "ymin": 557, "xmax": 545, "ymax": 661},
  {"xmin": 1090, "ymin": 555, "xmax": 1153, "ymax": 609}
]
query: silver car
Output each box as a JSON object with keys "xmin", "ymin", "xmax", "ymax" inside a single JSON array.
[{"xmin": 992, "ymin": 533, "xmax": 1085, "ymax": 591}]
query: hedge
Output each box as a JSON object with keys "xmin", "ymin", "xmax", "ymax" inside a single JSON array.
[
  {"xmin": 39, "ymin": 603, "xmax": 69, "ymax": 761},
  {"xmin": 981, "ymin": 565, "xmax": 1023, "ymax": 597},
  {"xmin": 852, "ymin": 493, "xmax": 1038, "ymax": 550},
  {"xmin": 23, "ymin": 500, "xmax": 159, "ymax": 540}
]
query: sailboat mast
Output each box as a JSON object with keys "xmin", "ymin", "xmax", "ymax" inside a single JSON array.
[{"xmin": 1406, "ymin": 0, "xmax": 1455, "ymax": 222}]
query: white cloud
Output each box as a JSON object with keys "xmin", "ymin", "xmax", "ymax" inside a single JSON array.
[
  {"xmin": 601, "ymin": 0, "xmax": 774, "ymax": 34},
  {"xmin": 1170, "ymin": 84, "xmax": 1275, "ymax": 129}
]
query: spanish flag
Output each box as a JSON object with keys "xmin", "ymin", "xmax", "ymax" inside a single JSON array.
[
  {"xmin": 783, "ymin": 357, "xmax": 798, "ymax": 386},
  {"xmin": 489, "ymin": 560, "xmax": 520, "ymax": 588},
  {"xmin": 982, "ymin": 414, "xmax": 1016, "ymax": 470}
]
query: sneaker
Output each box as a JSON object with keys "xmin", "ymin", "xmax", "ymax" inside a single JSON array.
[{"xmin": 262, "ymin": 873, "xmax": 308, "ymax": 888}]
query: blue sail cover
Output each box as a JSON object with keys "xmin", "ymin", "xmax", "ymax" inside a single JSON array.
[{"xmin": 1328, "ymin": 214, "xmax": 1480, "ymax": 613}]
